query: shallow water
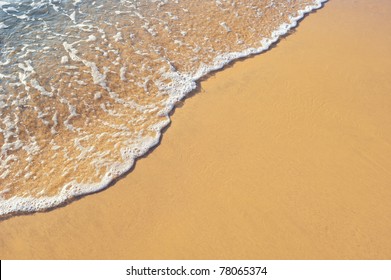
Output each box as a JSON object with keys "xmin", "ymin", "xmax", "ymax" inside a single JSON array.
[{"xmin": 0, "ymin": 0, "xmax": 325, "ymax": 216}]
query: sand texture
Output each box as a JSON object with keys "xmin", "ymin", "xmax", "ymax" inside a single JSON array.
[{"xmin": 1, "ymin": 0, "xmax": 391, "ymax": 259}]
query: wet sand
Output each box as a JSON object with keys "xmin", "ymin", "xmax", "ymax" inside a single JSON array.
[{"xmin": 1, "ymin": 0, "xmax": 391, "ymax": 259}]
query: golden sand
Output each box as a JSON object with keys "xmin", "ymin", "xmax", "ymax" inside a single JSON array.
[{"xmin": 1, "ymin": 0, "xmax": 391, "ymax": 259}]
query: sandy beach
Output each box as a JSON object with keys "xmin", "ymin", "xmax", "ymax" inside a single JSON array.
[{"xmin": 1, "ymin": 0, "xmax": 391, "ymax": 259}]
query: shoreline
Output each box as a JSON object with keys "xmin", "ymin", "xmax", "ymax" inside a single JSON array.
[
  {"xmin": 0, "ymin": 0, "xmax": 328, "ymax": 219},
  {"xmin": 1, "ymin": 0, "xmax": 391, "ymax": 259}
]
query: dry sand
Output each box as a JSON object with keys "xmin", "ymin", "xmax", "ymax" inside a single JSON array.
[{"xmin": 1, "ymin": 0, "xmax": 391, "ymax": 259}]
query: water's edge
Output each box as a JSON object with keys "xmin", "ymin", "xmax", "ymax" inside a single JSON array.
[{"xmin": 0, "ymin": 0, "xmax": 328, "ymax": 219}]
